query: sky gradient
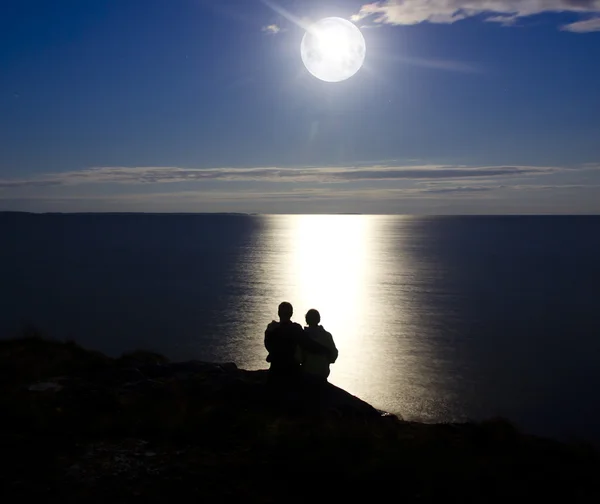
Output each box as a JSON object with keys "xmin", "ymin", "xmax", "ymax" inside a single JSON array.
[{"xmin": 1, "ymin": 0, "xmax": 600, "ymax": 213}]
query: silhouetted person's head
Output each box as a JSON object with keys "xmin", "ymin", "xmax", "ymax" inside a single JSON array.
[
  {"xmin": 278, "ymin": 302, "xmax": 293, "ymax": 322},
  {"xmin": 305, "ymin": 309, "xmax": 321, "ymax": 328}
]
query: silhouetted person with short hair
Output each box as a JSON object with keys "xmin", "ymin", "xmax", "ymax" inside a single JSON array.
[
  {"xmin": 264, "ymin": 302, "xmax": 331, "ymax": 386},
  {"xmin": 264, "ymin": 302, "xmax": 303, "ymax": 383},
  {"xmin": 297, "ymin": 309, "xmax": 338, "ymax": 384}
]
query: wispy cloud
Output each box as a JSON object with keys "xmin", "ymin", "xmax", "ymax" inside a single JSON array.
[
  {"xmin": 0, "ymin": 180, "xmax": 62, "ymax": 189},
  {"xmin": 0, "ymin": 165, "xmax": 561, "ymax": 189},
  {"xmin": 419, "ymin": 185, "xmax": 499, "ymax": 194},
  {"xmin": 261, "ymin": 23, "xmax": 281, "ymax": 34},
  {"xmin": 485, "ymin": 14, "xmax": 519, "ymax": 26},
  {"xmin": 3, "ymin": 183, "xmax": 600, "ymax": 214},
  {"xmin": 4, "ymin": 164, "xmax": 599, "ymax": 214},
  {"xmin": 351, "ymin": 0, "xmax": 600, "ymax": 31},
  {"xmin": 561, "ymin": 16, "xmax": 600, "ymax": 32},
  {"xmin": 385, "ymin": 54, "xmax": 482, "ymax": 73}
]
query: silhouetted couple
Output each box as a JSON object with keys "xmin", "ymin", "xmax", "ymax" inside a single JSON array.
[{"xmin": 264, "ymin": 302, "xmax": 338, "ymax": 393}]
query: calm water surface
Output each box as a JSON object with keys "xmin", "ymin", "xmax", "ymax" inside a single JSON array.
[{"xmin": 2, "ymin": 214, "xmax": 600, "ymax": 441}]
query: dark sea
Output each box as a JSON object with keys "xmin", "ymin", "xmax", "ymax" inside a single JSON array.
[{"xmin": 2, "ymin": 213, "xmax": 600, "ymax": 442}]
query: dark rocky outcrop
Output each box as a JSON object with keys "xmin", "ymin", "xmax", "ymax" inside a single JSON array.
[{"xmin": 0, "ymin": 337, "xmax": 599, "ymax": 502}]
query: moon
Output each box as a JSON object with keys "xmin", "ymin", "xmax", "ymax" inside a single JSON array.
[{"xmin": 301, "ymin": 17, "xmax": 366, "ymax": 83}]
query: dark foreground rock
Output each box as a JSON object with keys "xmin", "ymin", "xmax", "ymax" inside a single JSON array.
[{"xmin": 0, "ymin": 337, "xmax": 599, "ymax": 503}]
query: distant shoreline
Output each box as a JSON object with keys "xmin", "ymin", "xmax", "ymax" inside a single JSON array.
[{"xmin": 2, "ymin": 211, "xmax": 600, "ymax": 217}]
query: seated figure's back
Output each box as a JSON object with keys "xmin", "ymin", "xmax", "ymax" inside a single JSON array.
[
  {"xmin": 299, "ymin": 309, "xmax": 338, "ymax": 380},
  {"xmin": 265, "ymin": 319, "xmax": 304, "ymax": 372},
  {"xmin": 300, "ymin": 326, "xmax": 337, "ymax": 379}
]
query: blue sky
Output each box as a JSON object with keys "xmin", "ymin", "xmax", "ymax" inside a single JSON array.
[{"xmin": 1, "ymin": 0, "xmax": 600, "ymax": 213}]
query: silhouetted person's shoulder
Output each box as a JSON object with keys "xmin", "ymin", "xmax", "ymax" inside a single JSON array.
[
  {"xmin": 289, "ymin": 321, "xmax": 304, "ymax": 335},
  {"xmin": 266, "ymin": 320, "xmax": 279, "ymax": 332},
  {"xmin": 298, "ymin": 327, "xmax": 331, "ymax": 356}
]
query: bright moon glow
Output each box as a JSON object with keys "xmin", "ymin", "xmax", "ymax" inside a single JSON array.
[{"xmin": 301, "ymin": 17, "xmax": 366, "ymax": 83}]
